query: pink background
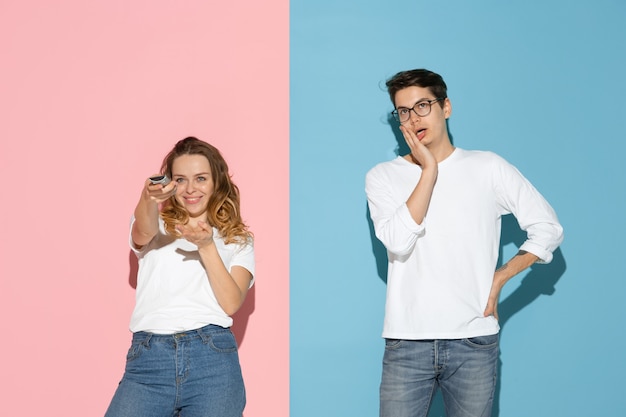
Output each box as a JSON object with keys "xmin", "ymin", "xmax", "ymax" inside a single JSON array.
[{"xmin": 0, "ymin": 1, "xmax": 289, "ymax": 416}]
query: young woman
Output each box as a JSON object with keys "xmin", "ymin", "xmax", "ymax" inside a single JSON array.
[{"xmin": 105, "ymin": 137, "xmax": 254, "ymax": 417}]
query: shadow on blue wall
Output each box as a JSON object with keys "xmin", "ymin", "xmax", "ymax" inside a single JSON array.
[
  {"xmin": 493, "ymin": 216, "xmax": 566, "ymax": 417},
  {"xmin": 365, "ymin": 201, "xmax": 566, "ymax": 417}
]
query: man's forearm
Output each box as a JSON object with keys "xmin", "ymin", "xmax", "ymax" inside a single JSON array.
[{"xmin": 495, "ymin": 250, "xmax": 539, "ymax": 283}]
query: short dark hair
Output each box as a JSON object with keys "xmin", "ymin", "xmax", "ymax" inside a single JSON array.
[{"xmin": 386, "ymin": 69, "xmax": 448, "ymax": 107}]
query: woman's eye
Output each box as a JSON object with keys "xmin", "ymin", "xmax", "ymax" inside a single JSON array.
[
  {"xmin": 197, "ymin": 176, "xmax": 206, "ymax": 182},
  {"xmin": 175, "ymin": 178, "xmax": 185, "ymax": 183}
]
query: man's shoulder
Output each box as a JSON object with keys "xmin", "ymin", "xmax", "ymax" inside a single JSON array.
[{"xmin": 454, "ymin": 148, "xmax": 512, "ymax": 168}]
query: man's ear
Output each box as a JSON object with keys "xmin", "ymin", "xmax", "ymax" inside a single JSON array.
[{"xmin": 444, "ymin": 98, "xmax": 452, "ymax": 119}]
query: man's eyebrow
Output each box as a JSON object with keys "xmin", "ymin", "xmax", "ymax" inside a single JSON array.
[{"xmin": 397, "ymin": 98, "xmax": 431, "ymax": 108}]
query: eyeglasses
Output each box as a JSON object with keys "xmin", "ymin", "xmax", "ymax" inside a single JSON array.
[{"xmin": 391, "ymin": 98, "xmax": 444, "ymax": 123}]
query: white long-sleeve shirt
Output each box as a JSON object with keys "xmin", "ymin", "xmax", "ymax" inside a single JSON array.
[{"xmin": 365, "ymin": 148, "xmax": 563, "ymax": 340}]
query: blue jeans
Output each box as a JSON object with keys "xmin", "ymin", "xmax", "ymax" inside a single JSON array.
[
  {"xmin": 105, "ymin": 325, "xmax": 245, "ymax": 417},
  {"xmin": 380, "ymin": 334, "xmax": 499, "ymax": 417}
]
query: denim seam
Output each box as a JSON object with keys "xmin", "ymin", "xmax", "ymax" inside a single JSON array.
[{"xmin": 461, "ymin": 335, "xmax": 498, "ymax": 349}]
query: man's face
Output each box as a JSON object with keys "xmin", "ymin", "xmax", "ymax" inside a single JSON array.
[{"xmin": 394, "ymin": 86, "xmax": 451, "ymax": 148}]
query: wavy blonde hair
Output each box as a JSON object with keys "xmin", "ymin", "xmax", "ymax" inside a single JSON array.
[{"xmin": 159, "ymin": 137, "xmax": 252, "ymax": 244}]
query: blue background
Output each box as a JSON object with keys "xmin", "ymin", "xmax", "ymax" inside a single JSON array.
[{"xmin": 291, "ymin": 1, "xmax": 625, "ymax": 416}]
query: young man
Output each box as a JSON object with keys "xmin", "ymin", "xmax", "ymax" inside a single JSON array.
[{"xmin": 365, "ymin": 69, "xmax": 563, "ymax": 417}]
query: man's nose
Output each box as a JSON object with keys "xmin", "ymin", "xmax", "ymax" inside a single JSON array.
[{"xmin": 408, "ymin": 108, "xmax": 421, "ymax": 123}]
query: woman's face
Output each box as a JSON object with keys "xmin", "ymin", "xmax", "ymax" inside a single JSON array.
[{"xmin": 171, "ymin": 154, "xmax": 215, "ymax": 220}]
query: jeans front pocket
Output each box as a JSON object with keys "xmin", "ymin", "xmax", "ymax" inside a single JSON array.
[
  {"xmin": 208, "ymin": 330, "xmax": 238, "ymax": 353},
  {"xmin": 384, "ymin": 338, "xmax": 403, "ymax": 350},
  {"xmin": 126, "ymin": 342, "xmax": 144, "ymax": 361},
  {"xmin": 126, "ymin": 333, "xmax": 151, "ymax": 362},
  {"xmin": 463, "ymin": 333, "xmax": 499, "ymax": 349}
]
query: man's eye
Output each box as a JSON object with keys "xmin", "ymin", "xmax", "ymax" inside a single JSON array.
[
  {"xmin": 416, "ymin": 102, "xmax": 428, "ymax": 109},
  {"xmin": 399, "ymin": 108, "xmax": 409, "ymax": 115}
]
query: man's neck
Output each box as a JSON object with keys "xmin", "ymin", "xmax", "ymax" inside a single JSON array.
[{"xmin": 430, "ymin": 141, "xmax": 456, "ymax": 163}]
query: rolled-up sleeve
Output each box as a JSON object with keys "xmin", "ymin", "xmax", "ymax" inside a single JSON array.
[
  {"xmin": 493, "ymin": 157, "xmax": 564, "ymax": 263},
  {"xmin": 366, "ymin": 167, "xmax": 426, "ymax": 257}
]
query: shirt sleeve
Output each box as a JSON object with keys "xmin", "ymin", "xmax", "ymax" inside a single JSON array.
[
  {"xmin": 128, "ymin": 215, "xmax": 162, "ymax": 256},
  {"xmin": 128, "ymin": 215, "xmax": 145, "ymax": 254},
  {"xmin": 365, "ymin": 165, "xmax": 426, "ymax": 257},
  {"xmin": 231, "ymin": 238, "xmax": 256, "ymax": 287},
  {"xmin": 492, "ymin": 155, "xmax": 564, "ymax": 263}
]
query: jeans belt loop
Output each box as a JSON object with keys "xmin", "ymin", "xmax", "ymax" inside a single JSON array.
[
  {"xmin": 196, "ymin": 326, "xmax": 211, "ymax": 344},
  {"xmin": 142, "ymin": 333, "xmax": 152, "ymax": 349}
]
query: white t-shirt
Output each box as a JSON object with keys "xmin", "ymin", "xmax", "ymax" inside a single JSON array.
[
  {"xmin": 128, "ymin": 217, "xmax": 255, "ymax": 334},
  {"xmin": 365, "ymin": 148, "xmax": 563, "ymax": 340}
]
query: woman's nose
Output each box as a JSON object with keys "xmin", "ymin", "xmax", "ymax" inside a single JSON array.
[{"xmin": 183, "ymin": 181, "xmax": 196, "ymax": 193}]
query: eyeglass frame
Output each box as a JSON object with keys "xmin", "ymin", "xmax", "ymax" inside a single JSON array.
[{"xmin": 391, "ymin": 97, "xmax": 445, "ymax": 123}]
